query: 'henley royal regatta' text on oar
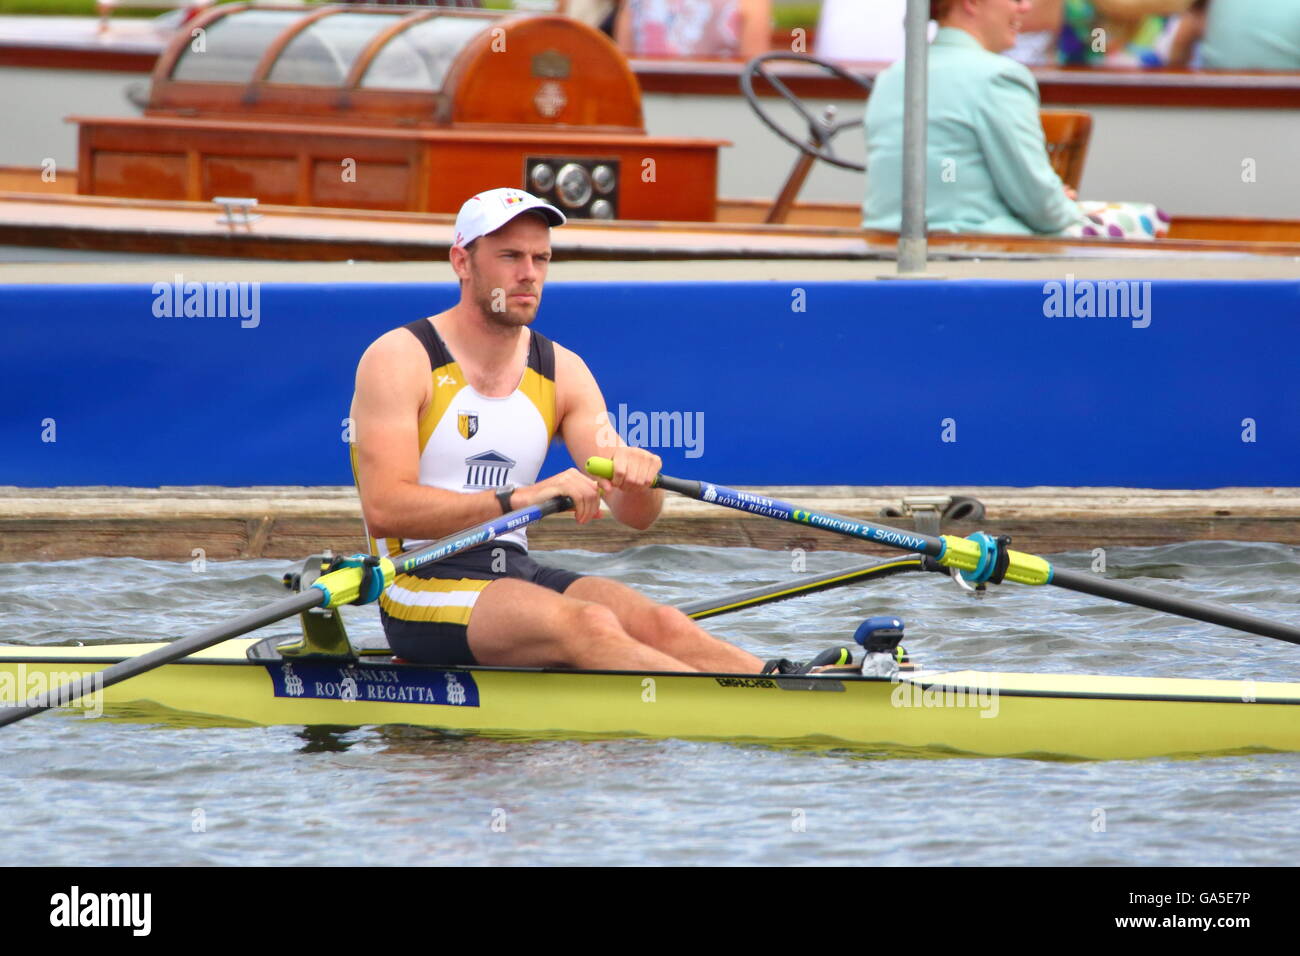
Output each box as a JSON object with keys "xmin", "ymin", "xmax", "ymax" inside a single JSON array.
[
  {"xmin": 0, "ymin": 496, "xmax": 573, "ymax": 729},
  {"xmin": 586, "ymin": 457, "xmax": 1300, "ymax": 647}
]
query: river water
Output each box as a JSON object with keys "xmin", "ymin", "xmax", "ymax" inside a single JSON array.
[{"xmin": 2, "ymin": 541, "xmax": 1298, "ymax": 866}]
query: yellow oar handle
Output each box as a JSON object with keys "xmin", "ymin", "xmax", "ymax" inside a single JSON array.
[
  {"xmin": 938, "ymin": 535, "xmax": 1052, "ymax": 586},
  {"xmin": 585, "ymin": 456, "xmax": 663, "ymax": 487}
]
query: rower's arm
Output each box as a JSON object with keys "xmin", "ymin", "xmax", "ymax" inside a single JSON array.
[
  {"xmin": 556, "ymin": 345, "xmax": 664, "ymax": 531},
  {"xmin": 350, "ymin": 330, "xmax": 502, "ymax": 541}
]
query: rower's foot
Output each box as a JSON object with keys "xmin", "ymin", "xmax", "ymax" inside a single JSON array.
[{"xmin": 761, "ymin": 646, "xmax": 855, "ymax": 676}]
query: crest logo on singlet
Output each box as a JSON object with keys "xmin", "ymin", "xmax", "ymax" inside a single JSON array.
[
  {"xmin": 465, "ymin": 449, "xmax": 517, "ymax": 490},
  {"xmin": 458, "ymin": 410, "xmax": 479, "ymax": 439}
]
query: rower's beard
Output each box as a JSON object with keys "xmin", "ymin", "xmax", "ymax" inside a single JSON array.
[{"xmin": 468, "ymin": 275, "xmax": 539, "ymax": 330}]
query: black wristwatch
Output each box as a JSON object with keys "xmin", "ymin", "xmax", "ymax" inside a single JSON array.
[{"xmin": 495, "ymin": 487, "xmax": 515, "ymax": 513}]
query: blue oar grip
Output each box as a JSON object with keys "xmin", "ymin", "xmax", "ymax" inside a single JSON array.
[
  {"xmin": 312, "ymin": 554, "xmax": 388, "ymax": 607},
  {"xmin": 960, "ymin": 532, "xmax": 1000, "ymax": 585}
]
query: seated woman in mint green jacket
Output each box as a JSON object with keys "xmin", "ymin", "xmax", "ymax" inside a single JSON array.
[{"xmin": 863, "ymin": 0, "xmax": 1082, "ymax": 236}]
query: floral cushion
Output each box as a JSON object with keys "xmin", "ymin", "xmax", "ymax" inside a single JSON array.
[{"xmin": 1061, "ymin": 200, "xmax": 1172, "ymax": 240}]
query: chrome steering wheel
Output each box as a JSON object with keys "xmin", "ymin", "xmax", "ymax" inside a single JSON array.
[{"xmin": 740, "ymin": 52, "xmax": 872, "ymax": 173}]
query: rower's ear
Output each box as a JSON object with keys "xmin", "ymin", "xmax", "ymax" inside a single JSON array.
[{"xmin": 449, "ymin": 242, "xmax": 475, "ymax": 283}]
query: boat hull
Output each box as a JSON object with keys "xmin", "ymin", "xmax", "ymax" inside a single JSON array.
[{"xmin": 2, "ymin": 640, "xmax": 1297, "ymax": 760}]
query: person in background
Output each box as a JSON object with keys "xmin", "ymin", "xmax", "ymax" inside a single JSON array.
[
  {"xmin": 814, "ymin": 0, "xmax": 1060, "ymax": 66},
  {"xmin": 565, "ymin": 0, "xmax": 620, "ymax": 37},
  {"xmin": 863, "ymin": 0, "xmax": 1083, "ymax": 235},
  {"xmin": 615, "ymin": 0, "xmax": 772, "ymax": 58},
  {"xmin": 815, "ymin": 0, "xmax": 911, "ymax": 63},
  {"xmin": 1006, "ymin": 0, "xmax": 1063, "ymax": 64},
  {"xmin": 1058, "ymin": 0, "xmax": 1196, "ymax": 66},
  {"xmin": 1201, "ymin": 0, "xmax": 1300, "ymax": 70},
  {"xmin": 1165, "ymin": 0, "xmax": 1207, "ymax": 67}
]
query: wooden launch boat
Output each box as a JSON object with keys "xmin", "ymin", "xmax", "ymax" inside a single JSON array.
[{"xmin": 0, "ymin": 3, "xmax": 1297, "ymax": 261}]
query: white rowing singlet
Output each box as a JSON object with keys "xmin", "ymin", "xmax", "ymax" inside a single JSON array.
[{"xmin": 353, "ymin": 318, "xmax": 558, "ymax": 559}]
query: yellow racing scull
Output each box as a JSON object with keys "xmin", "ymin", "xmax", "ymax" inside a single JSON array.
[{"xmin": 0, "ymin": 636, "xmax": 1296, "ymax": 760}]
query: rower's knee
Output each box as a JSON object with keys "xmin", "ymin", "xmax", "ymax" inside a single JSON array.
[
  {"xmin": 570, "ymin": 601, "xmax": 623, "ymax": 634},
  {"xmin": 648, "ymin": 602, "xmax": 693, "ymax": 635},
  {"xmin": 558, "ymin": 602, "xmax": 628, "ymax": 656}
]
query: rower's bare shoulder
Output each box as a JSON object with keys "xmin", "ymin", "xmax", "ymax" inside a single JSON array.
[
  {"xmin": 552, "ymin": 341, "xmax": 598, "ymax": 384},
  {"xmin": 358, "ymin": 326, "xmax": 424, "ymax": 377},
  {"xmin": 552, "ymin": 342, "xmax": 605, "ymax": 423},
  {"xmin": 355, "ymin": 326, "xmax": 429, "ymax": 410}
]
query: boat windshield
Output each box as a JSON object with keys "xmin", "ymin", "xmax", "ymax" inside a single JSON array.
[
  {"xmin": 268, "ymin": 12, "xmax": 405, "ymax": 86},
  {"xmin": 361, "ymin": 16, "xmax": 490, "ymax": 91},
  {"xmin": 170, "ymin": 8, "xmax": 303, "ymax": 83}
]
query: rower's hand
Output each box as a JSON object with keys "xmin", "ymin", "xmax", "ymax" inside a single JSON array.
[
  {"xmin": 517, "ymin": 469, "xmax": 603, "ymax": 524},
  {"xmin": 594, "ymin": 446, "xmax": 662, "ymax": 496}
]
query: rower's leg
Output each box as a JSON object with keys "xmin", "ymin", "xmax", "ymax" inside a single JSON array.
[
  {"xmin": 466, "ymin": 578, "xmax": 695, "ymax": 671},
  {"xmin": 563, "ymin": 577, "xmax": 764, "ymax": 673}
]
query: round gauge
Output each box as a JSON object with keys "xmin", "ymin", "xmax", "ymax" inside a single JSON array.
[
  {"xmin": 529, "ymin": 163, "xmax": 555, "ymax": 194},
  {"xmin": 591, "ymin": 164, "xmax": 616, "ymax": 195},
  {"xmin": 590, "ymin": 199, "xmax": 615, "ymax": 220},
  {"xmin": 555, "ymin": 163, "xmax": 593, "ymax": 208}
]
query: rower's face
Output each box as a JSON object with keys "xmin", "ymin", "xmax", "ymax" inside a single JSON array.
[
  {"xmin": 460, "ymin": 214, "xmax": 552, "ymax": 328},
  {"xmin": 973, "ymin": 0, "xmax": 1029, "ymax": 52}
]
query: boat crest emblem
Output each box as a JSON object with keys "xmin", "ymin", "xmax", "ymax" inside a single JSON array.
[
  {"xmin": 534, "ymin": 81, "xmax": 567, "ymax": 119},
  {"xmin": 281, "ymin": 663, "xmax": 304, "ymax": 697},
  {"xmin": 531, "ymin": 49, "xmax": 571, "ymax": 79},
  {"xmin": 702, "ymin": 484, "xmax": 717, "ymax": 503},
  {"xmin": 446, "ymin": 673, "xmax": 467, "ymax": 706}
]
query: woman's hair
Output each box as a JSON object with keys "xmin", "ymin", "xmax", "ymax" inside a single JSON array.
[{"xmin": 930, "ymin": 0, "xmax": 955, "ymax": 20}]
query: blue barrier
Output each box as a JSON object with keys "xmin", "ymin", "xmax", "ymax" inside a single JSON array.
[{"xmin": 2, "ymin": 280, "xmax": 1297, "ymax": 487}]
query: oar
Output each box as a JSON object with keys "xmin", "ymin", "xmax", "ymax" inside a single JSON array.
[
  {"xmin": 587, "ymin": 457, "xmax": 1300, "ymax": 646},
  {"xmin": 0, "ymin": 496, "xmax": 572, "ymax": 728},
  {"xmin": 676, "ymin": 555, "xmax": 924, "ymax": 620}
]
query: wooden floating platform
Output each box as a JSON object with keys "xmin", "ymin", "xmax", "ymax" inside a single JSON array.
[{"xmin": 3, "ymin": 485, "xmax": 1297, "ymax": 563}]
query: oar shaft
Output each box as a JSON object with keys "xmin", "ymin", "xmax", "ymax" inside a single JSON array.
[
  {"xmin": 1051, "ymin": 567, "xmax": 1300, "ymax": 646},
  {"xmin": 0, "ymin": 590, "xmax": 321, "ymax": 728},
  {"xmin": 395, "ymin": 496, "xmax": 572, "ymax": 576},
  {"xmin": 676, "ymin": 556, "xmax": 925, "ymax": 620},
  {"xmin": 653, "ymin": 472, "xmax": 942, "ymax": 557},
  {"xmin": 593, "ymin": 458, "xmax": 1300, "ymax": 648}
]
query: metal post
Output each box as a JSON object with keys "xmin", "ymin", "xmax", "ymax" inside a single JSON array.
[{"xmin": 897, "ymin": 0, "xmax": 930, "ymax": 275}]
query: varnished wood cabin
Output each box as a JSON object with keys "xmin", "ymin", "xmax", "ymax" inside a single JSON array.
[{"xmin": 74, "ymin": 3, "xmax": 725, "ymax": 221}]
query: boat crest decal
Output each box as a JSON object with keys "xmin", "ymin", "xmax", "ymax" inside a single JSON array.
[{"xmin": 268, "ymin": 662, "xmax": 480, "ymax": 708}]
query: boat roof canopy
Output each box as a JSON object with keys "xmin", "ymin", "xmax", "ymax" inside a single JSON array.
[{"xmin": 151, "ymin": 2, "xmax": 644, "ymax": 128}]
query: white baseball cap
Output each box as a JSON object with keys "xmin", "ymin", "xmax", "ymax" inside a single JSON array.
[{"xmin": 453, "ymin": 187, "xmax": 566, "ymax": 248}]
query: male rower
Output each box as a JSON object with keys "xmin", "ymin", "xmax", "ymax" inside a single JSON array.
[{"xmin": 350, "ymin": 187, "xmax": 829, "ymax": 674}]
